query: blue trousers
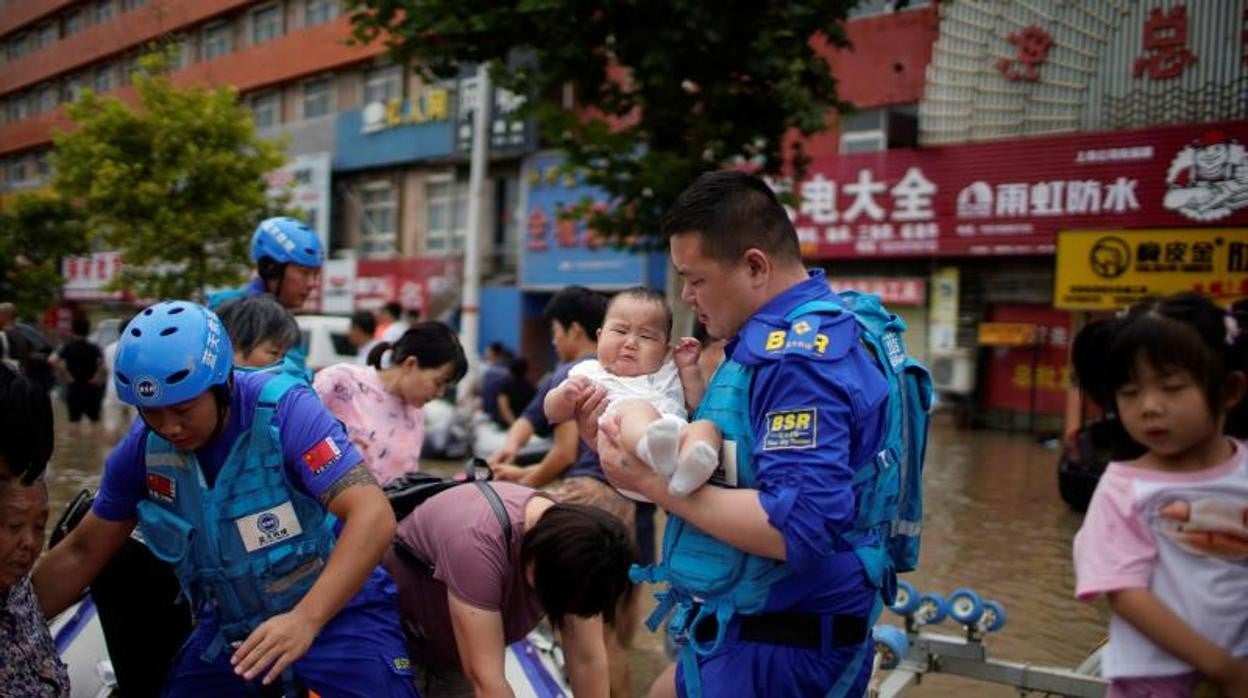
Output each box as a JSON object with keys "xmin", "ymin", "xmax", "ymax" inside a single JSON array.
[
  {"xmin": 675, "ymin": 635, "xmax": 873, "ymax": 698},
  {"xmin": 162, "ymin": 568, "xmax": 418, "ymax": 698}
]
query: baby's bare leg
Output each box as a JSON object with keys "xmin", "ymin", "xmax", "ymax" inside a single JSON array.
[
  {"xmin": 617, "ymin": 399, "xmax": 682, "ymax": 478},
  {"xmin": 670, "ymin": 419, "xmax": 722, "ymax": 496}
]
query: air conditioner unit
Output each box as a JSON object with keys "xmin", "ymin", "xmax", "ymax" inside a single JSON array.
[{"xmin": 929, "ymin": 350, "xmax": 976, "ymax": 395}]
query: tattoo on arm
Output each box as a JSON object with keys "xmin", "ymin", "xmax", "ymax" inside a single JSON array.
[{"xmin": 318, "ymin": 464, "xmax": 378, "ymax": 506}]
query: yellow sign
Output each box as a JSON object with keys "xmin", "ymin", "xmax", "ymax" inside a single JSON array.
[
  {"xmin": 977, "ymin": 322, "xmax": 1037, "ymax": 347},
  {"xmin": 1054, "ymin": 229, "xmax": 1248, "ymax": 310}
]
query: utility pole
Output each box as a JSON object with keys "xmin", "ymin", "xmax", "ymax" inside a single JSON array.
[{"xmin": 460, "ymin": 63, "xmax": 490, "ymax": 357}]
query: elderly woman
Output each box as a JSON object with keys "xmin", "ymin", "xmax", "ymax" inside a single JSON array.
[{"xmin": 0, "ymin": 364, "xmax": 69, "ymax": 695}]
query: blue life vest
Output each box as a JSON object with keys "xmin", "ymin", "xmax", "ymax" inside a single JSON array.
[
  {"xmin": 632, "ymin": 293, "xmax": 932, "ymax": 690},
  {"xmin": 135, "ymin": 374, "xmax": 337, "ymax": 660},
  {"xmin": 236, "ymin": 353, "xmax": 314, "ymax": 385},
  {"xmin": 205, "ymin": 286, "xmax": 249, "ymax": 311}
]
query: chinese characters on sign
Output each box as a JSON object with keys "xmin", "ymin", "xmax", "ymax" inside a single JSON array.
[
  {"xmin": 62, "ymin": 251, "xmax": 125, "ymax": 301},
  {"xmin": 360, "ymin": 87, "xmax": 450, "ymax": 134},
  {"xmin": 995, "ymin": 25, "xmax": 1053, "ymax": 82},
  {"xmin": 796, "ymin": 167, "xmax": 940, "ymax": 255},
  {"xmin": 456, "ymin": 77, "xmax": 529, "ymax": 153},
  {"xmin": 827, "ymin": 278, "xmax": 926, "ymax": 306},
  {"xmin": 1133, "ymin": 5, "xmax": 1198, "ymax": 80}
]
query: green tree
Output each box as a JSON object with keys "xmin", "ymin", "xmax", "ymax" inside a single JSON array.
[
  {"xmin": 0, "ymin": 194, "xmax": 89, "ymax": 320},
  {"xmin": 51, "ymin": 52, "xmax": 287, "ymax": 300},
  {"xmin": 348, "ymin": 0, "xmax": 856, "ymax": 241}
]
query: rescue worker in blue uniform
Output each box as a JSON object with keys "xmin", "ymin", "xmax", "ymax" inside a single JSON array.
[
  {"xmin": 595, "ymin": 171, "xmax": 890, "ymax": 697},
  {"xmin": 33, "ymin": 301, "xmax": 418, "ymax": 697},
  {"xmin": 208, "ymin": 216, "xmax": 324, "ymax": 377}
]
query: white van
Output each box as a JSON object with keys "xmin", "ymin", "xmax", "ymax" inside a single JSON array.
[{"xmin": 294, "ymin": 314, "xmax": 355, "ymax": 373}]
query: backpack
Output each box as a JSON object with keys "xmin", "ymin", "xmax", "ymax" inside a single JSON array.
[{"xmin": 384, "ymin": 459, "xmax": 512, "ymax": 572}]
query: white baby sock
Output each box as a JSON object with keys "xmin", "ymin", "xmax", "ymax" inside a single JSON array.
[
  {"xmin": 635, "ymin": 415, "xmax": 682, "ymax": 478},
  {"xmin": 669, "ymin": 441, "xmax": 719, "ymax": 497}
]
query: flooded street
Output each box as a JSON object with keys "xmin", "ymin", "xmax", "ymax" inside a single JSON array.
[{"xmin": 44, "ymin": 403, "xmax": 1108, "ymax": 696}]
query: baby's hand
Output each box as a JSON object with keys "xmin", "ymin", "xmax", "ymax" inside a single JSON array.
[
  {"xmin": 672, "ymin": 337, "xmax": 702, "ymax": 369},
  {"xmin": 553, "ymin": 375, "xmax": 593, "ymax": 414}
]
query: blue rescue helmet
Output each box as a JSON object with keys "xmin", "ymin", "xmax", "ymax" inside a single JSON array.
[
  {"xmin": 250, "ymin": 217, "xmax": 324, "ymax": 268},
  {"xmin": 114, "ymin": 301, "xmax": 233, "ymax": 408}
]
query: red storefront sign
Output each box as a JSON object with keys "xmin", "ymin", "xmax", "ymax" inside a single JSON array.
[
  {"xmin": 981, "ymin": 305, "xmax": 1072, "ymax": 415},
  {"xmin": 791, "ymin": 119, "xmax": 1248, "ymax": 259},
  {"xmin": 828, "ymin": 277, "xmax": 926, "ymax": 306},
  {"xmin": 62, "ymin": 251, "xmax": 126, "ymax": 301},
  {"xmin": 353, "ymin": 257, "xmax": 462, "ymax": 315}
]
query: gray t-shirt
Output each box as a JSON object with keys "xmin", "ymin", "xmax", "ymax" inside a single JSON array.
[{"xmin": 385, "ymin": 481, "xmax": 549, "ymax": 670}]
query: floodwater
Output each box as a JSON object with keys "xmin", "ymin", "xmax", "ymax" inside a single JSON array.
[{"xmin": 45, "ymin": 403, "xmax": 1108, "ymax": 697}]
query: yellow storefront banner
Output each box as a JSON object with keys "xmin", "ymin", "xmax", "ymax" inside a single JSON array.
[
  {"xmin": 977, "ymin": 322, "xmax": 1037, "ymax": 347},
  {"xmin": 1054, "ymin": 229, "xmax": 1248, "ymax": 310}
]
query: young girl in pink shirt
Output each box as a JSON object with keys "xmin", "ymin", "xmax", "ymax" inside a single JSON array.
[
  {"xmin": 314, "ymin": 322, "xmax": 467, "ymax": 486},
  {"xmin": 1072, "ymin": 293, "xmax": 1248, "ymax": 697}
]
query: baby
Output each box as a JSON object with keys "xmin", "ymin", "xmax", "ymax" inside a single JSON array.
[{"xmin": 545, "ymin": 287, "xmax": 720, "ymax": 499}]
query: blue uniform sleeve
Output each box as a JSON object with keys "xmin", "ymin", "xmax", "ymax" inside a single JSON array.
[
  {"xmin": 522, "ymin": 364, "xmax": 571, "ymax": 437},
  {"xmin": 751, "ymin": 348, "xmax": 888, "ymax": 575},
  {"xmin": 92, "ymin": 418, "xmax": 150, "ymax": 521},
  {"xmin": 273, "ymin": 385, "xmax": 366, "ymax": 501}
]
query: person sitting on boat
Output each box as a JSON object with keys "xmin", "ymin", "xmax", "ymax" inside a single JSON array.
[
  {"xmin": 0, "ymin": 364, "xmax": 69, "ymax": 696},
  {"xmin": 32, "ymin": 301, "xmax": 418, "ymax": 697}
]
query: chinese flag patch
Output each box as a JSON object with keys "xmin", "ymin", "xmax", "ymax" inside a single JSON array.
[
  {"xmin": 147, "ymin": 473, "xmax": 176, "ymax": 503},
  {"xmin": 301, "ymin": 437, "xmax": 342, "ymax": 475}
]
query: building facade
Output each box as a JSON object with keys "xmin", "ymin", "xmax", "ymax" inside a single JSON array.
[{"xmin": 794, "ymin": 0, "xmax": 1248, "ymax": 431}]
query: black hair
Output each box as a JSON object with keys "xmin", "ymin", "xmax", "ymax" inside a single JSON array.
[
  {"xmin": 71, "ymin": 315, "xmax": 90, "ymax": 337},
  {"xmin": 607, "ymin": 286, "xmax": 673, "ymax": 339},
  {"xmin": 0, "ymin": 363, "xmax": 54, "ymax": 484},
  {"xmin": 508, "ymin": 357, "xmax": 528, "ymax": 379},
  {"xmin": 521, "ymin": 503, "xmax": 634, "ymax": 628},
  {"xmin": 367, "ymin": 321, "xmax": 468, "ymax": 384},
  {"xmin": 1072, "ymin": 293, "xmax": 1248, "ymax": 437},
  {"xmin": 543, "ymin": 286, "xmax": 608, "ymax": 340},
  {"xmin": 661, "ymin": 170, "xmax": 801, "ymax": 265},
  {"xmin": 383, "ymin": 301, "xmax": 403, "ymax": 320},
  {"xmin": 215, "ymin": 296, "xmax": 301, "ymax": 356},
  {"xmin": 350, "ymin": 309, "xmax": 377, "ymax": 337}
]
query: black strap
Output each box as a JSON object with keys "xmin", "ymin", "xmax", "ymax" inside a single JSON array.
[{"xmin": 392, "ymin": 481, "xmax": 512, "ymax": 574}]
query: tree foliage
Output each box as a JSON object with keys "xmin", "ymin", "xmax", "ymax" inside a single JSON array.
[
  {"xmin": 348, "ymin": 0, "xmax": 856, "ymax": 240},
  {"xmin": 51, "ymin": 52, "xmax": 287, "ymax": 300},
  {"xmin": 0, "ymin": 194, "xmax": 89, "ymax": 319}
]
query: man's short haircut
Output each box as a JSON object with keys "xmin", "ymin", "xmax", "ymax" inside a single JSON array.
[
  {"xmin": 0, "ymin": 364, "xmax": 53, "ymax": 484},
  {"xmin": 215, "ymin": 296, "xmax": 302, "ymax": 355},
  {"xmin": 71, "ymin": 316, "xmax": 90, "ymax": 337},
  {"xmin": 543, "ymin": 286, "xmax": 608, "ymax": 339},
  {"xmin": 350, "ymin": 309, "xmax": 377, "ymax": 337},
  {"xmin": 661, "ymin": 169, "xmax": 801, "ymax": 265},
  {"xmin": 608, "ymin": 287, "xmax": 673, "ymax": 339},
  {"xmin": 522, "ymin": 503, "xmax": 634, "ymax": 628},
  {"xmin": 383, "ymin": 301, "xmax": 403, "ymax": 320}
]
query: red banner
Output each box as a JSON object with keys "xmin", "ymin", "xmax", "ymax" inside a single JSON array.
[
  {"xmin": 981, "ymin": 305, "xmax": 1072, "ymax": 414},
  {"xmin": 790, "ymin": 119, "xmax": 1248, "ymax": 259},
  {"xmin": 353, "ymin": 257, "xmax": 462, "ymax": 316}
]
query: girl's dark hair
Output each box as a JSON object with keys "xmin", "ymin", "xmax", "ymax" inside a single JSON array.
[
  {"xmin": 0, "ymin": 363, "xmax": 54, "ymax": 484},
  {"xmin": 1072, "ymin": 293, "xmax": 1248, "ymax": 436},
  {"xmin": 215, "ymin": 296, "xmax": 301, "ymax": 355},
  {"xmin": 367, "ymin": 321, "xmax": 468, "ymax": 383},
  {"xmin": 522, "ymin": 503, "xmax": 634, "ymax": 628}
]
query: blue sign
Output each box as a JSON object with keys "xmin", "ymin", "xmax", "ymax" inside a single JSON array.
[
  {"xmin": 334, "ymin": 102, "xmax": 454, "ymax": 171},
  {"xmin": 520, "ymin": 152, "xmax": 656, "ymax": 290}
]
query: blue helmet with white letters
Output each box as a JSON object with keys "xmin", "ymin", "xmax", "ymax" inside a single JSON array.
[
  {"xmin": 114, "ymin": 301, "xmax": 233, "ymax": 408},
  {"xmin": 250, "ymin": 217, "xmax": 324, "ymax": 269}
]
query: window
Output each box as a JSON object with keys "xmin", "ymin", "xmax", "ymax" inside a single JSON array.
[
  {"xmin": 8, "ymin": 92, "xmax": 27, "ymax": 121},
  {"xmin": 250, "ymin": 91, "xmax": 281, "ymax": 129},
  {"xmin": 304, "ymin": 0, "xmax": 338, "ymax": 27},
  {"xmin": 425, "ymin": 178, "xmax": 467, "ymax": 253},
  {"xmin": 35, "ymin": 23, "xmax": 57, "ymax": 49},
  {"xmin": 93, "ymin": 0, "xmax": 115, "ymax": 24},
  {"xmin": 251, "ymin": 4, "xmax": 281, "ymax": 45},
  {"xmin": 63, "ymin": 11, "xmax": 84, "ymax": 37},
  {"xmin": 61, "ymin": 74, "xmax": 86, "ymax": 103},
  {"xmin": 6, "ymin": 34, "xmax": 24, "ymax": 61},
  {"xmin": 363, "ymin": 65, "xmax": 401, "ymax": 105},
  {"xmin": 122, "ymin": 0, "xmax": 147, "ymax": 10},
  {"xmin": 171, "ymin": 35, "xmax": 194, "ymax": 69},
  {"xmin": 360, "ymin": 183, "xmax": 397, "ymax": 257},
  {"xmin": 302, "ymin": 77, "xmax": 333, "ymax": 119},
  {"xmin": 38, "ymin": 84, "xmax": 58, "ymax": 113},
  {"xmin": 119, "ymin": 55, "xmax": 141, "ymax": 85},
  {"xmin": 35, "ymin": 152, "xmax": 51, "ymax": 178},
  {"xmin": 9, "ymin": 158, "xmax": 28, "ymax": 183},
  {"xmin": 94, "ymin": 65, "xmax": 114, "ymax": 93},
  {"xmin": 202, "ymin": 21, "xmax": 231, "ymax": 60}
]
